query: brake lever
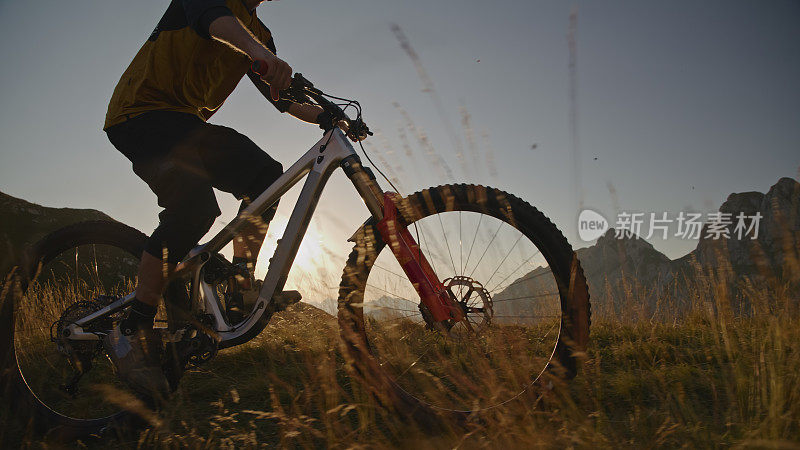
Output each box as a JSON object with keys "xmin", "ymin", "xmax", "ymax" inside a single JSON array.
[
  {"xmin": 349, "ymin": 117, "xmax": 373, "ymax": 140},
  {"xmin": 251, "ymin": 62, "xmax": 311, "ymax": 103},
  {"xmin": 283, "ymin": 73, "xmax": 331, "ymax": 105}
]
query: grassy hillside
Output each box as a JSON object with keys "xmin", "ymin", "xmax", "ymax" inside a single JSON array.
[
  {"xmin": 0, "ymin": 191, "xmax": 111, "ymax": 276},
  {"xmin": 1, "ymin": 292, "xmax": 798, "ymax": 448}
]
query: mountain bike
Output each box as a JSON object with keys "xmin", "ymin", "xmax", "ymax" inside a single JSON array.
[{"xmin": 0, "ymin": 69, "xmax": 591, "ymax": 437}]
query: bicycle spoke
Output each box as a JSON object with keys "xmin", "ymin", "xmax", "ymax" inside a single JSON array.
[
  {"xmin": 437, "ymin": 212, "xmax": 458, "ymax": 276},
  {"xmin": 373, "ymin": 264, "xmax": 407, "ymax": 281},
  {"xmin": 489, "ymin": 268, "xmax": 554, "ymax": 295},
  {"xmin": 16, "ymin": 325, "xmax": 55, "ymax": 334},
  {"xmin": 467, "ymin": 221, "xmax": 504, "ymax": 279},
  {"xmin": 14, "ymin": 237, "xmax": 144, "ymax": 421},
  {"xmin": 482, "ymin": 233, "xmax": 524, "ymax": 288},
  {"xmin": 486, "ymin": 249, "xmax": 543, "ymax": 293},
  {"xmin": 417, "ymin": 222, "xmax": 440, "ymax": 277},
  {"xmin": 462, "ymin": 213, "xmax": 483, "ymax": 280},
  {"xmin": 459, "ymin": 211, "xmax": 463, "ymax": 276},
  {"xmin": 539, "ymin": 321, "xmax": 559, "ymax": 341},
  {"xmin": 365, "ymin": 282, "xmax": 417, "ymax": 305},
  {"xmin": 467, "ymin": 296, "xmax": 483, "ymax": 308}
]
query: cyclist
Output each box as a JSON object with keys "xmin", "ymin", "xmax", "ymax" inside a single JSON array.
[{"xmin": 103, "ymin": 0, "xmax": 358, "ymax": 399}]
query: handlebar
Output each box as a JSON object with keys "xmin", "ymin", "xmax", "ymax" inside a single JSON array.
[{"xmin": 251, "ymin": 60, "xmax": 373, "ymax": 139}]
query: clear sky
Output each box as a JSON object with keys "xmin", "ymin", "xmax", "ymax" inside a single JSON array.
[{"xmin": 1, "ymin": 1, "xmax": 798, "ymax": 300}]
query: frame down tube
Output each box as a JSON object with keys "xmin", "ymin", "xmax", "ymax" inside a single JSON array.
[{"xmin": 216, "ymin": 129, "xmax": 358, "ymax": 348}]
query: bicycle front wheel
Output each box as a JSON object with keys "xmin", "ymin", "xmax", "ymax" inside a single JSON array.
[{"xmin": 338, "ymin": 184, "xmax": 590, "ymax": 414}]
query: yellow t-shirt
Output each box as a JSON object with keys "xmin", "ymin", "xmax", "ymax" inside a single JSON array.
[{"xmin": 104, "ymin": 0, "xmax": 275, "ymax": 129}]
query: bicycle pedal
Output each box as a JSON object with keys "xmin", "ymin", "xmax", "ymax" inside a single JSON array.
[{"xmin": 272, "ymin": 290, "xmax": 302, "ymax": 312}]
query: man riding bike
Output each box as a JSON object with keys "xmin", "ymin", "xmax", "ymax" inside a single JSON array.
[{"xmin": 103, "ymin": 0, "xmax": 360, "ymax": 399}]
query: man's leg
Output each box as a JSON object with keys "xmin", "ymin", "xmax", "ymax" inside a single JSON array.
[
  {"xmin": 190, "ymin": 123, "xmax": 284, "ymax": 275},
  {"xmin": 104, "ymin": 112, "xmax": 222, "ymax": 399},
  {"xmin": 232, "ymin": 201, "xmax": 278, "ymax": 275},
  {"xmin": 232, "ymin": 207, "xmax": 268, "ymax": 266},
  {"xmin": 135, "ymin": 251, "xmax": 170, "ymax": 306},
  {"xmin": 120, "ymin": 159, "xmax": 219, "ymax": 334},
  {"xmin": 105, "ymin": 160, "xmax": 219, "ymax": 399},
  {"xmin": 106, "ymin": 111, "xmax": 218, "ymax": 330},
  {"xmin": 119, "ymin": 251, "xmax": 170, "ymax": 336}
]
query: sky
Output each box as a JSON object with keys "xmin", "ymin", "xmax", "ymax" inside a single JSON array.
[{"xmin": 0, "ymin": 0, "xmax": 798, "ymax": 300}]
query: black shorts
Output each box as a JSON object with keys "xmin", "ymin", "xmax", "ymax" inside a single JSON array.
[{"xmin": 106, "ymin": 111, "xmax": 282, "ymax": 263}]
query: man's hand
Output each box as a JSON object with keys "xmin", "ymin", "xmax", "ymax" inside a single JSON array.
[{"xmin": 252, "ymin": 53, "xmax": 292, "ymax": 101}]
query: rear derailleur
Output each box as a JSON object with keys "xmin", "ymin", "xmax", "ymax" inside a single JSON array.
[{"xmin": 51, "ymin": 296, "xmax": 117, "ymax": 397}]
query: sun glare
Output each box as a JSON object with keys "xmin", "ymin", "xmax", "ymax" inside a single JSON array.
[{"xmin": 253, "ymin": 215, "xmax": 327, "ymax": 289}]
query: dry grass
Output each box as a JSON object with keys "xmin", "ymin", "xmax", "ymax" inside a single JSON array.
[{"xmin": 1, "ymin": 271, "xmax": 799, "ymax": 449}]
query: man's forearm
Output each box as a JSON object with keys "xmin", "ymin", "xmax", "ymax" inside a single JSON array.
[
  {"xmin": 209, "ymin": 14, "xmax": 291, "ymax": 99},
  {"xmin": 208, "ymin": 15, "xmax": 270, "ymax": 60},
  {"xmin": 287, "ymin": 103, "xmax": 359, "ymax": 140},
  {"xmin": 288, "ymin": 103, "xmax": 323, "ymax": 124}
]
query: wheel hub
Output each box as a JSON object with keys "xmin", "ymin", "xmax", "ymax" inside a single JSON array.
[{"xmin": 51, "ymin": 300, "xmax": 105, "ymax": 358}]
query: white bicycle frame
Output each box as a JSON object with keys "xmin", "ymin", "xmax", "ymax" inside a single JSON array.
[{"xmin": 69, "ymin": 128, "xmax": 386, "ymax": 349}]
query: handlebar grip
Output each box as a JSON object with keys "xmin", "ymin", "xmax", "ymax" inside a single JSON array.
[{"xmin": 251, "ymin": 60, "xmax": 269, "ymax": 76}]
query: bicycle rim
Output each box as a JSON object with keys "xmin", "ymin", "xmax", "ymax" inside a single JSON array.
[
  {"xmin": 12, "ymin": 222, "xmax": 146, "ymax": 426},
  {"xmin": 339, "ymin": 184, "xmax": 590, "ymax": 414}
]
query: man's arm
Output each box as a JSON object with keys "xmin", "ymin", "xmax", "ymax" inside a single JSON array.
[
  {"xmin": 185, "ymin": 2, "xmax": 364, "ymax": 139},
  {"xmin": 250, "ymin": 74, "xmax": 364, "ymax": 140},
  {"xmin": 207, "ymin": 15, "xmax": 292, "ymax": 99},
  {"xmin": 246, "ymin": 70, "xmax": 326, "ymax": 124},
  {"xmin": 182, "ymin": 0, "xmax": 292, "ymax": 98}
]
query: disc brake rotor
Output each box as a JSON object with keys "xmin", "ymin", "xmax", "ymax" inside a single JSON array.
[{"xmin": 444, "ymin": 275, "xmax": 494, "ymax": 334}]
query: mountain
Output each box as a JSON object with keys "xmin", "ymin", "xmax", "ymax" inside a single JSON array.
[
  {"xmin": 496, "ymin": 177, "xmax": 800, "ymax": 318},
  {"xmin": 686, "ymin": 177, "xmax": 800, "ymax": 280},
  {"xmin": 0, "ymin": 191, "xmax": 112, "ymax": 277},
  {"xmin": 317, "ymin": 296, "xmax": 424, "ymax": 322},
  {"xmin": 577, "ymin": 229, "xmax": 676, "ymax": 314},
  {"xmin": 673, "ymin": 176, "xmax": 800, "ymax": 314},
  {"xmin": 364, "ymin": 295, "xmax": 424, "ymax": 322}
]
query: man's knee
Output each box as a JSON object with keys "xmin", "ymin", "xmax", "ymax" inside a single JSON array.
[
  {"xmin": 243, "ymin": 159, "xmax": 283, "ymax": 202},
  {"xmin": 239, "ymin": 158, "xmax": 282, "ymax": 224},
  {"xmin": 148, "ymin": 208, "xmax": 219, "ymax": 263}
]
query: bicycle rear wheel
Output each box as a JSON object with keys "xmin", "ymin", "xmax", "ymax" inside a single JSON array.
[
  {"xmin": 1, "ymin": 220, "xmax": 147, "ymax": 438},
  {"xmin": 338, "ymin": 184, "xmax": 590, "ymax": 414}
]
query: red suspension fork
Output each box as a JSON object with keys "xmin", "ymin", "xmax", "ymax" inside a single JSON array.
[{"xmin": 376, "ymin": 193, "xmax": 464, "ymax": 323}]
